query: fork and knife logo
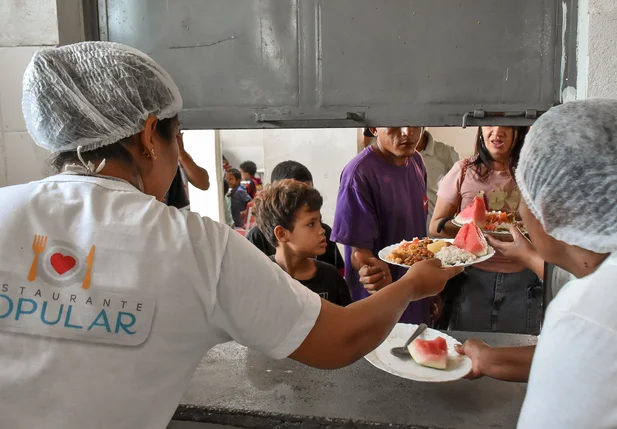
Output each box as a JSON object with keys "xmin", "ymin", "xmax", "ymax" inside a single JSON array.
[{"xmin": 27, "ymin": 234, "xmax": 96, "ymax": 290}]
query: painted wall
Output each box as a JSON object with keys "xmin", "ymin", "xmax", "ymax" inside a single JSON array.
[
  {"xmin": 220, "ymin": 128, "xmax": 358, "ymax": 228},
  {"xmin": 219, "ymin": 130, "xmax": 265, "ymax": 174},
  {"xmin": 183, "ymin": 130, "xmax": 222, "ymax": 222},
  {"xmin": 426, "ymin": 127, "xmax": 477, "ymax": 159},
  {"xmin": 262, "ymin": 128, "xmax": 358, "ymax": 227}
]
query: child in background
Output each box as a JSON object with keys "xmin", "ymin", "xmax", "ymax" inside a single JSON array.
[
  {"xmin": 246, "ymin": 160, "xmax": 344, "ymax": 273},
  {"xmin": 223, "ymin": 179, "xmax": 234, "ymax": 227},
  {"xmin": 254, "ymin": 180, "xmax": 351, "ymax": 306},
  {"xmin": 239, "ymin": 160, "xmax": 263, "ymax": 198},
  {"xmin": 226, "ymin": 168, "xmax": 252, "ymax": 228}
]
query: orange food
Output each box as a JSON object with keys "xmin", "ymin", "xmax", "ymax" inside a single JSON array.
[{"xmin": 386, "ymin": 238, "xmax": 451, "ymax": 266}]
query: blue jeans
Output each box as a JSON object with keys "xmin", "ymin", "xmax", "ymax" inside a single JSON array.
[{"xmin": 449, "ymin": 267, "xmax": 543, "ymax": 334}]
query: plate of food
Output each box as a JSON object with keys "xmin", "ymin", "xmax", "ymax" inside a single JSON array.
[
  {"xmin": 365, "ymin": 323, "xmax": 472, "ymax": 382},
  {"xmin": 452, "ymin": 195, "xmax": 527, "ymax": 236},
  {"xmin": 379, "ymin": 223, "xmax": 495, "ymax": 268}
]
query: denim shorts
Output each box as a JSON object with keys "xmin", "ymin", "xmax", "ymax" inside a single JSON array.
[{"xmin": 449, "ymin": 267, "xmax": 543, "ymax": 335}]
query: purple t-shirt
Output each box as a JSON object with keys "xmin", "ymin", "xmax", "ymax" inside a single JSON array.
[{"xmin": 331, "ymin": 146, "xmax": 430, "ymax": 324}]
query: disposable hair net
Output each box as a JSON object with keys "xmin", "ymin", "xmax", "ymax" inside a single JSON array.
[
  {"xmin": 516, "ymin": 99, "xmax": 617, "ymax": 253},
  {"xmin": 22, "ymin": 41, "xmax": 182, "ymax": 153}
]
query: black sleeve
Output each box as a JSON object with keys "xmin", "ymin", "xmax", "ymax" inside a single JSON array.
[
  {"xmin": 336, "ymin": 274, "xmax": 352, "ymax": 306},
  {"xmin": 319, "ymin": 223, "xmax": 345, "ymax": 270},
  {"xmin": 246, "ymin": 226, "xmax": 276, "ymax": 256}
]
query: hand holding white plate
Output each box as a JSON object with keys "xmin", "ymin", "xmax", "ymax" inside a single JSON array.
[{"xmin": 365, "ymin": 323, "xmax": 472, "ymax": 382}]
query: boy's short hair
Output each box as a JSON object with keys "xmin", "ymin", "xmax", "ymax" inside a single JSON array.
[
  {"xmin": 271, "ymin": 160, "xmax": 313, "ymax": 183},
  {"xmin": 227, "ymin": 168, "xmax": 241, "ymax": 180},
  {"xmin": 254, "ymin": 179, "xmax": 323, "ymax": 247},
  {"xmin": 239, "ymin": 160, "xmax": 257, "ymax": 176}
]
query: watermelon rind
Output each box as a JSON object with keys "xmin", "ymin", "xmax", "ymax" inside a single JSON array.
[{"xmin": 407, "ymin": 339, "xmax": 448, "ymax": 370}]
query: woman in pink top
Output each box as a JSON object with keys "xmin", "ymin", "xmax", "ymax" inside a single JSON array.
[{"xmin": 430, "ymin": 126, "xmax": 542, "ymax": 334}]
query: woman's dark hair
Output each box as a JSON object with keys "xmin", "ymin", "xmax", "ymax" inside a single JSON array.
[
  {"xmin": 470, "ymin": 126, "xmax": 530, "ymax": 181},
  {"xmin": 271, "ymin": 160, "xmax": 313, "ymax": 183},
  {"xmin": 239, "ymin": 160, "xmax": 257, "ymax": 176},
  {"xmin": 254, "ymin": 179, "xmax": 323, "ymax": 247},
  {"xmin": 227, "ymin": 168, "xmax": 241, "ymax": 180},
  {"xmin": 51, "ymin": 116, "xmax": 178, "ymax": 173},
  {"xmin": 223, "ymin": 179, "xmax": 229, "ymax": 194}
]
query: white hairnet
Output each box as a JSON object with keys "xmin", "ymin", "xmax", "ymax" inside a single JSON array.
[
  {"xmin": 517, "ymin": 99, "xmax": 617, "ymax": 253},
  {"xmin": 22, "ymin": 41, "xmax": 182, "ymax": 153}
]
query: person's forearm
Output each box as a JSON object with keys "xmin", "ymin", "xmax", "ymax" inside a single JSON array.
[
  {"xmin": 480, "ymin": 345, "xmax": 535, "ymax": 382},
  {"xmin": 291, "ymin": 279, "xmax": 422, "ymax": 369},
  {"xmin": 522, "ymin": 253, "xmax": 545, "ymax": 281},
  {"xmin": 179, "ymin": 153, "xmax": 210, "ymax": 190},
  {"xmin": 429, "ymin": 219, "xmax": 458, "ymax": 239}
]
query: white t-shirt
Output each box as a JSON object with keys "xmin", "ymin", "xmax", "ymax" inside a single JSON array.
[
  {"xmin": 517, "ymin": 253, "xmax": 617, "ymax": 428},
  {"xmin": 419, "ymin": 133, "xmax": 460, "ymax": 225},
  {"xmin": 0, "ymin": 174, "xmax": 321, "ymax": 429}
]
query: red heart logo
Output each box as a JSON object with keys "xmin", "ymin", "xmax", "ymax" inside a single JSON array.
[{"xmin": 50, "ymin": 253, "xmax": 76, "ymax": 275}]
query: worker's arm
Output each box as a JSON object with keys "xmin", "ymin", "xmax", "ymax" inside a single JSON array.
[
  {"xmin": 486, "ymin": 227, "xmax": 545, "ymax": 280},
  {"xmin": 429, "ymin": 197, "xmax": 460, "ymax": 238},
  {"xmin": 455, "ymin": 339, "xmax": 535, "ymax": 382},
  {"xmin": 211, "ymin": 223, "xmax": 462, "ymax": 370},
  {"xmin": 290, "ymin": 257, "xmax": 463, "ymax": 369},
  {"xmin": 177, "ymin": 132, "xmax": 210, "ymax": 190}
]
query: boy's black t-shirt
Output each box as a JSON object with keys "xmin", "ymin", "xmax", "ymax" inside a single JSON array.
[
  {"xmin": 269, "ymin": 256, "xmax": 351, "ymax": 306},
  {"xmin": 247, "ymin": 223, "xmax": 344, "ymax": 270}
]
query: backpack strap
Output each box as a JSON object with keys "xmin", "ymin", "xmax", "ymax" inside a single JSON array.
[{"xmin": 456, "ymin": 158, "xmax": 470, "ymax": 213}]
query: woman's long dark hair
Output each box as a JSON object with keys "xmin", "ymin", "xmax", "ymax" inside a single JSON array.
[{"xmin": 470, "ymin": 126, "xmax": 530, "ymax": 181}]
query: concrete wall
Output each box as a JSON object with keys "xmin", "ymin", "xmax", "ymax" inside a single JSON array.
[
  {"xmin": 0, "ymin": 0, "xmax": 86, "ymax": 188},
  {"xmin": 581, "ymin": 0, "xmax": 617, "ymax": 98},
  {"xmin": 0, "ymin": 1, "xmax": 60, "ymax": 187}
]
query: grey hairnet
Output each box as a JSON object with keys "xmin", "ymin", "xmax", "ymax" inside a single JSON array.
[
  {"xmin": 22, "ymin": 41, "xmax": 182, "ymax": 153},
  {"xmin": 517, "ymin": 99, "xmax": 617, "ymax": 253}
]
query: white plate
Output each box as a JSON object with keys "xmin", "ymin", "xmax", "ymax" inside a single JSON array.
[
  {"xmin": 365, "ymin": 323, "xmax": 472, "ymax": 383},
  {"xmin": 378, "ymin": 238, "xmax": 495, "ymax": 268}
]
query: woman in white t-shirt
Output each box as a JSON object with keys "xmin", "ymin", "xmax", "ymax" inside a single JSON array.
[
  {"xmin": 455, "ymin": 99, "xmax": 617, "ymax": 428},
  {"xmin": 0, "ymin": 42, "xmax": 461, "ymax": 429}
]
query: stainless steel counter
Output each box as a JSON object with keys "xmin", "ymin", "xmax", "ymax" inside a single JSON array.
[{"xmin": 172, "ymin": 331, "xmax": 536, "ymax": 429}]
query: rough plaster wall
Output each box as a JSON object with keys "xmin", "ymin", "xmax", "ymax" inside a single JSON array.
[
  {"xmin": 0, "ymin": 2, "xmax": 60, "ymax": 187},
  {"xmin": 586, "ymin": 0, "xmax": 617, "ymax": 98},
  {"xmin": 0, "ymin": 0, "xmax": 59, "ymax": 46}
]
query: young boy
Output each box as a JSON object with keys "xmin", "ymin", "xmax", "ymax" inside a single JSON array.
[
  {"xmin": 226, "ymin": 168, "xmax": 252, "ymax": 228},
  {"xmin": 239, "ymin": 160, "xmax": 263, "ymax": 199},
  {"xmin": 223, "ymin": 179, "xmax": 234, "ymax": 228},
  {"xmin": 246, "ymin": 160, "xmax": 344, "ymax": 273},
  {"xmin": 254, "ymin": 180, "xmax": 351, "ymax": 306}
]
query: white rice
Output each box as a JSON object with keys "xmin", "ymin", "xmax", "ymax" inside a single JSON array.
[{"xmin": 434, "ymin": 245, "xmax": 478, "ymax": 266}]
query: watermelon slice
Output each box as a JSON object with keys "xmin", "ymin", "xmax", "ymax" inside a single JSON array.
[
  {"xmin": 453, "ymin": 223, "xmax": 488, "ymax": 257},
  {"xmin": 408, "ymin": 337, "xmax": 448, "ymax": 370},
  {"xmin": 454, "ymin": 195, "xmax": 487, "ymax": 228}
]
